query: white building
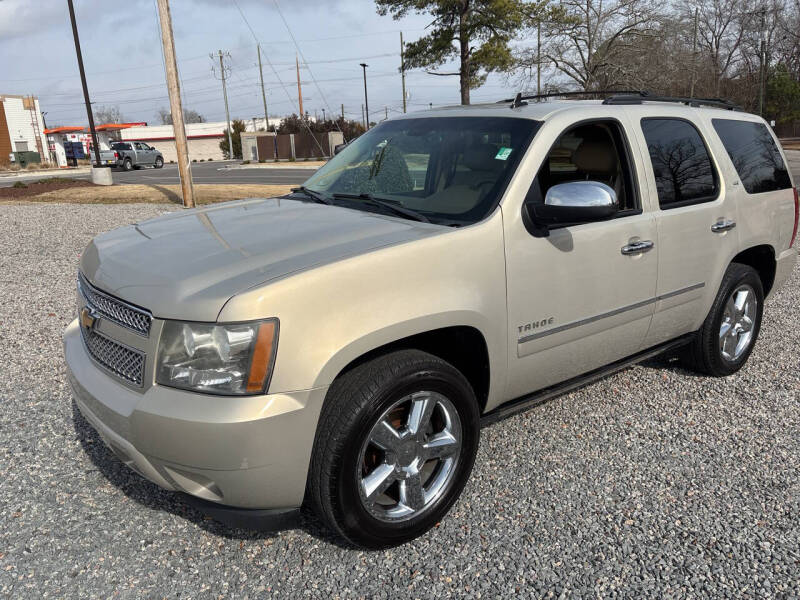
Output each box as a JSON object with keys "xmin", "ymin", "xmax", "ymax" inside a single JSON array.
[
  {"xmin": 0, "ymin": 94, "xmax": 49, "ymax": 167},
  {"xmin": 119, "ymin": 117, "xmax": 282, "ymax": 162}
]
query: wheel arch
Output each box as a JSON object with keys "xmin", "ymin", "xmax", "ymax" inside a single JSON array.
[
  {"xmin": 318, "ymin": 322, "xmax": 493, "ymax": 414},
  {"xmin": 731, "ymin": 244, "xmax": 776, "ymax": 296}
]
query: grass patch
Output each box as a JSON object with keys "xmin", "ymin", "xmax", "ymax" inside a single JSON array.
[{"xmin": 2, "ymin": 183, "xmax": 295, "ymax": 205}]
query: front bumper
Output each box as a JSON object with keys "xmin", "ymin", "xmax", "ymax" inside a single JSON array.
[{"xmin": 64, "ymin": 318, "xmax": 328, "ymax": 509}]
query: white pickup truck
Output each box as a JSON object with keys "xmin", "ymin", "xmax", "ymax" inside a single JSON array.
[{"xmin": 65, "ymin": 93, "xmax": 798, "ymax": 548}]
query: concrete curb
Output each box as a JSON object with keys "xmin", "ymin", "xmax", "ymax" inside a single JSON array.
[
  {"xmin": 220, "ymin": 164, "xmax": 323, "ymax": 171},
  {"xmin": 0, "ymin": 168, "xmax": 91, "ymax": 180}
]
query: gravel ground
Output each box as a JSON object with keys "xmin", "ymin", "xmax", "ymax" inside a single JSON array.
[{"xmin": 1, "ymin": 202, "xmax": 799, "ymax": 598}]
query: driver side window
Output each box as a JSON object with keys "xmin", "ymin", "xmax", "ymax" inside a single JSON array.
[{"xmin": 526, "ymin": 120, "xmax": 638, "ymax": 213}]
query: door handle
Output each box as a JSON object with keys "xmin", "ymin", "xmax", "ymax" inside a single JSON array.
[
  {"xmin": 621, "ymin": 240, "xmax": 654, "ymax": 255},
  {"xmin": 711, "ymin": 219, "xmax": 736, "ymax": 233}
]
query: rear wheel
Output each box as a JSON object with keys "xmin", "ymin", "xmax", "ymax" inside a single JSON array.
[
  {"xmin": 683, "ymin": 263, "xmax": 763, "ymax": 376},
  {"xmin": 307, "ymin": 349, "xmax": 479, "ymax": 549},
  {"xmin": 122, "ymin": 158, "xmax": 133, "ymax": 171}
]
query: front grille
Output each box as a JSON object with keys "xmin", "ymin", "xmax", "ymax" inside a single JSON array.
[
  {"xmin": 80, "ymin": 326, "xmax": 145, "ymax": 386},
  {"xmin": 78, "ymin": 273, "xmax": 152, "ymax": 336}
]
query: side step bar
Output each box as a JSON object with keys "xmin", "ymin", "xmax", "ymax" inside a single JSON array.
[{"xmin": 481, "ymin": 334, "xmax": 694, "ymax": 427}]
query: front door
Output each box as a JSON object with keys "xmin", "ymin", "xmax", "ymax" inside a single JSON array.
[{"xmin": 504, "ymin": 116, "xmax": 658, "ymax": 400}]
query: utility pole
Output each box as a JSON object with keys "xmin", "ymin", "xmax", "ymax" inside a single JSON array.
[
  {"xmin": 360, "ymin": 63, "xmax": 370, "ymax": 129},
  {"xmin": 758, "ymin": 9, "xmax": 766, "ymax": 117},
  {"xmin": 537, "ymin": 20, "xmax": 542, "ymax": 96},
  {"xmin": 385, "ymin": 106, "xmax": 388, "ymax": 121},
  {"xmin": 296, "ymin": 55, "xmax": 304, "ymax": 118},
  {"xmin": 400, "ymin": 32, "xmax": 407, "ymax": 113},
  {"xmin": 322, "ymin": 108, "xmax": 326, "ymax": 121},
  {"xmin": 157, "ymin": 0, "xmax": 194, "ymax": 207},
  {"xmin": 66, "ymin": 0, "xmax": 102, "ymax": 170},
  {"xmin": 213, "ymin": 50, "xmax": 233, "ymax": 159},
  {"xmin": 361, "ymin": 104, "xmax": 365, "ymax": 129},
  {"xmin": 341, "ymin": 103, "xmax": 345, "ymax": 120},
  {"xmin": 257, "ymin": 44, "xmax": 270, "ymax": 131},
  {"xmin": 689, "ymin": 7, "xmax": 698, "ymax": 99}
]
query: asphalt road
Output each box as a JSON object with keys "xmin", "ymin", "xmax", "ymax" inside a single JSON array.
[{"xmin": 0, "ymin": 161, "xmax": 316, "ymax": 188}]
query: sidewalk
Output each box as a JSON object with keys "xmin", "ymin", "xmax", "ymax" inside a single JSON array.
[
  {"xmin": 223, "ymin": 161, "xmax": 325, "ymax": 170},
  {"xmin": 0, "ymin": 167, "xmax": 90, "ymax": 180}
]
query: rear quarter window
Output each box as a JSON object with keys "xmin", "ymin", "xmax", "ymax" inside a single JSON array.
[{"xmin": 711, "ymin": 119, "xmax": 792, "ymax": 194}]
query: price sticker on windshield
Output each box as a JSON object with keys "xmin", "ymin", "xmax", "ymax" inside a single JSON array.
[{"xmin": 495, "ymin": 147, "xmax": 513, "ymax": 161}]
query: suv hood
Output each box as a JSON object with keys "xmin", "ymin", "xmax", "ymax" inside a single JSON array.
[{"xmin": 81, "ymin": 197, "xmax": 444, "ymax": 322}]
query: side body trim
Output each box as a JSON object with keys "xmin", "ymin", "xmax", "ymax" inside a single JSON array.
[{"xmin": 518, "ymin": 282, "xmax": 705, "ymax": 344}]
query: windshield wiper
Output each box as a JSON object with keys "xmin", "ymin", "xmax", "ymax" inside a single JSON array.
[
  {"xmin": 291, "ymin": 186, "xmax": 332, "ymax": 205},
  {"xmin": 332, "ymin": 193, "xmax": 430, "ymax": 223}
]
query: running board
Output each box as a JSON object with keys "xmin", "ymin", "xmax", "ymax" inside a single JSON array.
[{"xmin": 481, "ymin": 334, "xmax": 694, "ymax": 427}]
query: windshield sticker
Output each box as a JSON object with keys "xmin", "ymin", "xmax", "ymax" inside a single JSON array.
[{"xmin": 495, "ymin": 147, "xmax": 513, "ymax": 161}]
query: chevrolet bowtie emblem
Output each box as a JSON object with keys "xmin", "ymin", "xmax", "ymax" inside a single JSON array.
[{"xmin": 80, "ymin": 306, "xmax": 98, "ymax": 330}]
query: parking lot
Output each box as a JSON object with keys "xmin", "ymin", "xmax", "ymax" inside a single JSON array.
[{"xmin": 1, "ymin": 190, "xmax": 799, "ymax": 595}]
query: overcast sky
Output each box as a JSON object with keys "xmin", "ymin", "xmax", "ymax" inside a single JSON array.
[{"xmin": 0, "ymin": 0, "xmax": 519, "ymax": 127}]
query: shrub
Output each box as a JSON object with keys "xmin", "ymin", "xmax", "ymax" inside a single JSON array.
[
  {"xmin": 241, "ymin": 160, "xmax": 250, "ymax": 165},
  {"xmin": 12, "ymin": 181, "xmax": 27, "ymax": 188}
]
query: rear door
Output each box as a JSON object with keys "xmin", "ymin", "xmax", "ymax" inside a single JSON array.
[{"xmin": 632, "ymin": 112, "xmax": 740, "ymax": 347}]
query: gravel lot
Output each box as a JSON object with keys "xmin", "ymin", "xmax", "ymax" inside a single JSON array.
[{"xmin": 1, "ymin": 202, "xmax": 798, "ymax": 598}]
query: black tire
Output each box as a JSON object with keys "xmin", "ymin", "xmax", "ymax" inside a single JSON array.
[
  {"xmin": 154, "ymin": 157, "xmax": 163, "ymax": 169},
  {"xmin": 307, "ymin": 349, "xmax": 480, "ymax": 549},
  {"xmin": 122, "ymin": 158, "xmax": 133, "ymax": 172},
  {"xmin": 682, "ymin": 263, "xmax": 764, "ymax": 376}
]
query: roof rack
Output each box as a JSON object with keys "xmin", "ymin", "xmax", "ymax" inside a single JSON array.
[
  {"xmin": 500, "ymin": 90, "xmax": 644, "ymax": 105},
  {"xmin": 499, "ymin": 90, "xmax": 742, "ymax": 111},
  {"xmin": 602, "ymin": 92, "xmax": 742, "ymax": 111}
]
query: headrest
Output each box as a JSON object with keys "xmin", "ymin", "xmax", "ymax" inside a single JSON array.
[{"xmin": 572, "ymin": 139, "xmax": 617, "ymax": 173}]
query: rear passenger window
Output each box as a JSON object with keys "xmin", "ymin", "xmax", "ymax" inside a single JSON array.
[
  {"xmin": 712, "ymin": 119, "xmax": 791, "ymax": 194},
  {"xmin": 641, "ymin": 119, "xmax": 718, "ymax": 208}
]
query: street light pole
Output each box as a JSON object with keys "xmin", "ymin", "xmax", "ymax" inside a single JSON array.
[
  {"xmin": 360, "ymin": 63, "xmax": 370, "ymax": 130},
  {"xmin": 66, "ymin": 0, "xmax": 102, "ymax": 169}
]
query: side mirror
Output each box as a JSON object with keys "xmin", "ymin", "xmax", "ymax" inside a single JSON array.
[
  {"xmin": 333, "ymin": 143, "xmax": 347, "ymax": 155},
  {"xmin": 525, "ymin": 181, "xmax": 618, "ymax": 236}
]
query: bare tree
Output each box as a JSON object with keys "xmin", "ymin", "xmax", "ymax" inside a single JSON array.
[
  {"xmin": 93, "ymin": 105, "xmax": 124, "ymax": 124},
  {"xmin": 527, "ymin": 0, "xmax": 660, "ymax": 90},
  {"xmin": 158, "ymin": 107, "xmax": 205, "ymax": 125}
]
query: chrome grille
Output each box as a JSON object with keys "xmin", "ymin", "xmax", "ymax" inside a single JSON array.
[
  {"xmin": 78, "ymin": 273, "xmax": 152, "ymax": 336},
  {"xmin": 80, "ymin": 326, "xmax": 145, "ymax": 386}
]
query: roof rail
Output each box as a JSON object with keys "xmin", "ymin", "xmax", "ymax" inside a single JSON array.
[
  {"xmin": 499, "ymin": 90, "xmax": 644, "ymax": 104},
  {"xmin": 602, "ymin": 92, "xmax": 742, "ymax": 111}
]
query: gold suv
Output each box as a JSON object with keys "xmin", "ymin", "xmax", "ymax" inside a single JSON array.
[{"xmin": 64, "ymin": 94, "xmax": 799, "ymax": 548}]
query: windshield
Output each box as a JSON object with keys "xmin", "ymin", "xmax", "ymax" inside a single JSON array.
[{"xmin": 303, "ymin": 116, "xmax": 539, "ymax": 225}]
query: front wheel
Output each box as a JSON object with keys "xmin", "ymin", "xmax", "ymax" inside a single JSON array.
[
  {"xmin": 682, "ymin": 263, "xmax": 764, "ymax": 376},
  {"xmin": 307, "ymin": 350, "xmax": 480, "ymax": 549},
  {"xmin": 154, "ymin": 156, "xmax": 163, "ymax": 169}
]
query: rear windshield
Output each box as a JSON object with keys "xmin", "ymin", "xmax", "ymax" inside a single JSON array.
[
  {"xmin": 111, "ymin": 142, "xmax": 131, "ymax": 150},
  {"xmin": 711, "ymin": 119, "xmax": 791, "ymax": 194},
  {"xmin": 303, "ymin": 117, "xmax": 540, "ymax": 225}
]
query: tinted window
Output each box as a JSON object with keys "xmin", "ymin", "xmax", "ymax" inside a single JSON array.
[
  {"xmin": 111, "ymin": 142, "xmax": 131, "ymax": 150},
  {"xmin": 712, "ymin": 119, "xmax": 791, "ymax": 194},
  {"xmin": 641, "ymin": 119, "xmax": 718, "ymax": 208}
]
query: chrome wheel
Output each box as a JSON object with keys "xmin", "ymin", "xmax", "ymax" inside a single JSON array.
[
  {"xmin": 719, "ymin": 284, "xmax": 757, "ymax": 362},
  {"xmin": 357, "ymin": 391, "xmax": 462, "ymax": 522}
]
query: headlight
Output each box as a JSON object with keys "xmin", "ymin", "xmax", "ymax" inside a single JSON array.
[{"xmin": 156, "ymin": 319, "xmax": 278, "ymax": 395}]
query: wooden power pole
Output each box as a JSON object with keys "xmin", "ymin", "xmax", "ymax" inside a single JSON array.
[
  {"xmin": 296, "ymin": 55, "xmax": 304, "ymax": 117},
  {"xmin": 156, "ymin": 0, "xmax": 195, "ymax": 208},
  {"xmin": 257, "ymin": 44, "xmax": 270, "ymax": 131}
]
